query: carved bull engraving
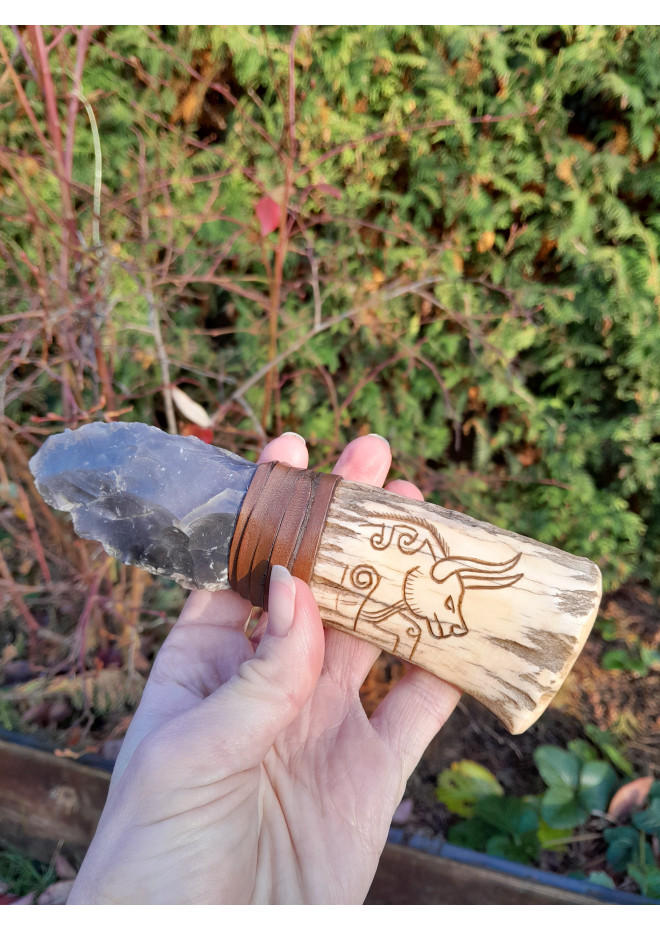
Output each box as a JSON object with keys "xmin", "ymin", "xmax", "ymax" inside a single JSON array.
[{"xmin": 349, "ymin": 520, "xmax": 523, "ymax": 661}]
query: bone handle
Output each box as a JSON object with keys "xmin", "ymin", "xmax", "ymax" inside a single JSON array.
[{"xmin": 309, "ymin": 480, "xmax": 601, "ymax": 734}]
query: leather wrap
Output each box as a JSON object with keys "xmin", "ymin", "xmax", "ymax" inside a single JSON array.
[{"xmin": 228, "ymin": 461, "xmax": 342, "ymax": 608}]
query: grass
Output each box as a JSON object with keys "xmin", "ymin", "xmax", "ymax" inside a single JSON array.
[{"xmin": 0, "ymin": 842, "xmax": 56, "ymax": 900}]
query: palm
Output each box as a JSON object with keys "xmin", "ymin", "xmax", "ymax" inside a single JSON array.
[
  {"xmin": 69, "ymin": 434, "xmax": 459, "ymax": 905},
  {"xmin": 263, "ymin": 668, "xmax": 404, "ymax": 903}
]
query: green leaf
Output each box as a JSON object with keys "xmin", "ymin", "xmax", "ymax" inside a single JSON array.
[
  {"xmin": 584, "ymin": 725, "xmax": 635, "ymax": 777},
  {"xmin": 486, "ymin": 831, "xmax": 540, "ymax": 865},
  {"xmin": 631, "ymin": 798, "xmax": 660, "ymax": 836},
  {"xmin": 0, "ymin": 843, "xmax": 56, "ymax": 898},
  {"xmin": 602, "ymin": 647, "xmax": 651, "ymax": 676},
  {"xmin": 567, "ymin": 739, "xmax": 599, "ymax": 764},
  {"xmin": 534, "ymin": 746, "xmax": 580, "ymax": 790},
  {"xmin": 601, "ymin": 648, "xmax": 632, "ymax": 671},
  {"xmin": 541, "ymin": 785, "xmax": 586, "ymax": 829},
  {"xmin": 578, "ymin": 760, "xmax": 618, "ymax": 813},
  {"xmin": 538, "ymin": 819, "xmax": 574, "ymax": 851},
  {"xmin": 604, "ymin": 825, "xmax": 652, "ymax": 871},
  {"xmin": 435, "ymin": 760, "xmax": 503, "ymax": 817},
  {"xmin": 448, "ymin": 817, "xmax": 496, "ymax": 852},
  {"xmin": 627, "ymin": 862, "xmax": 660, "ymax": 899},
  {"xmin": 587, "ymin": 871, "xmax": 616, "ymax": 889},
  {"xmin": 474, "ymin": 796, "xmax": 539, "ymax": 836}
]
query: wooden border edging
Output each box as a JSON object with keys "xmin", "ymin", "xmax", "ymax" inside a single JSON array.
[
  {"xmin": 365, "ymin": 831, "xmax": 659, "ymax": 905},
  {"xmin": 0, "ymin": 730, "xmax": 111, "ymax": 863},
  {"xmin": 0, "ymin": 732, "xmax": 657, "ymax": 905}
]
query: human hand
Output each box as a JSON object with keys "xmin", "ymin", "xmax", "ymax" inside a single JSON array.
[{"xmin": 68, "ymin": 433, "xmax": 460, "ymax": 904}]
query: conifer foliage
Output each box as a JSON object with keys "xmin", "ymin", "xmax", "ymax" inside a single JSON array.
[{"xmin": 1, "ymin": 26, "xmax": 660, "ymax": 597}]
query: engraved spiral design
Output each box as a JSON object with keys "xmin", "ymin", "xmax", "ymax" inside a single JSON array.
[{"xmin": 351, "ymin": 564, "xmax": 380, "ymax": 591}]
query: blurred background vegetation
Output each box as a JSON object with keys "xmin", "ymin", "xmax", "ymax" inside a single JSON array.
[{"xmin": 0, "ymin": 25, "xmax": 659, "ymax": 895}]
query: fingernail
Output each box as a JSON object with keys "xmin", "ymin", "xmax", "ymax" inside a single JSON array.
[
  {"xmin": 281, "ymin": 431, "xmax": 306, "ymax": 444},
  {"xmin": 267, "ymin": 565, "xmax": 295, "ymax": 636},
  {"xmin": 367, "ymin": 433, "xmax": 390, "ymax": 446}
]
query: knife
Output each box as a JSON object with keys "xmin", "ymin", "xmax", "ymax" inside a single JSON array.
[{"xmin": 29, "ymin": 421, "xmax": 601, "ymax": 735}]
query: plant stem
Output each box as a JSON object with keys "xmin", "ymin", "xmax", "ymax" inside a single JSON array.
[{"xmin": 261, "ymin": 26, "xmax": 300, "ymax": 430}]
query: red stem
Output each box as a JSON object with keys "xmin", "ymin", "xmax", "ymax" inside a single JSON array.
[{"xmin": 27, "ymin": 26, "xmax": 78, "ymax": 285}]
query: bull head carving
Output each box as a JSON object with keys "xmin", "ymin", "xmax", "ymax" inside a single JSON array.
[{"xmin": 404, "ymin": 552, "xmax": 523, "ymax": 639}]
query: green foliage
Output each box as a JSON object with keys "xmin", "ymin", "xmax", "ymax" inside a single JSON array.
[
  {"xmin": 585, "ymin": 871, "xmax": 616, "ymax": 889},
  {"xmin": 632, "ymin": 792, "xmax": 660, "ymax": 836},
  {"xmin": 627, "ymin": 862, "xmax": 660, "ymax": 898},
  {"xmin": 583, "ymin": 724, "xmax": 636, "ymax": 777},
  {"xmin": 449, "ymin": 795, "xmax": 541, "ymax": 865},
  {"xmin": 2, "ymin": 26, "xmax": 660, "ymax": 598},
  {"xmin": 534, "ymin": 745, "xmax": 618, "ymax": 828},
  {"xmin": 0, "ymin": 844, "xmax": 55, "ymax": 898},
  {"xmin": 0, "ymin": 27, "xmax": 658, "ymax": 897},
  {"xmin": 0, "ymin": 697, "xmax": 22, "ymax": 731},
  {"xmin": 438, "ymin": 750, "xmax": 660, "ymax": 897},
  {"xmin": 604, "ymin": 787, "xmax": 660, "ymax": 897},
  {"xmin": 601, "ymin": 644, "xmax": 660, "ymax": 677}
]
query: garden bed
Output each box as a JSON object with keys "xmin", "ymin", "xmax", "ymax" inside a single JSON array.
[
  {"xmin": 360, "ymin": 584, "xmax": 660, "ymax": 900},
  {"xmin": 1, "ymin": 585, "xmax": 659, "ymax": 903},
  {"xmin": 0, "ymin": 729, "xmax": 655, "ymax": 905}
]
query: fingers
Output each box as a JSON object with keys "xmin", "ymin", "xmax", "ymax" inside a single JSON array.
[
  {"xmin": 259, "ymin": 432, "xmax": 309, "ymax": 469},
  {"xmin": 177, "ymin": 587, "xmax": 251, "ymax": 632},
  {"xmin": 332, "ymin": 433, "xmax": 391, "ymax": 484},
  {"xmin": 113, "ymin": 433, "xmax": 311, "ymax": 784},
  {"xmin": 161, "ymin": 568, "xmax": 326, "ymax": 778},
  {"xmin": 369, "ymin": 670, "xmax": 461, "ymax": 780},
  {"xmin": 383, "ymin": 479, "xmax": 424, "ymax": 502}
]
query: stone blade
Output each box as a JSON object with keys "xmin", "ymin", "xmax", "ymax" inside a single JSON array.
[{"xmin": 29, "ymin": 422, "xmax": 256, "ymax": 590}]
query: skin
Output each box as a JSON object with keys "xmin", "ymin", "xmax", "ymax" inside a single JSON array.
[{"xmin": 68, "ymin": 434, "xmax": 460, "ymax": 904}]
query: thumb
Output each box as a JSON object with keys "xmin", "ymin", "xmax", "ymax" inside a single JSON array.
[{"xmin": 175, "ymin": 566, "xmax": 326, "ymax": 777}]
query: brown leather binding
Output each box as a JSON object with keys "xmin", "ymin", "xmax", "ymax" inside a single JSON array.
[{"xmin": 228, "ymin": 461, "xmax": 342, "ymax": 609}]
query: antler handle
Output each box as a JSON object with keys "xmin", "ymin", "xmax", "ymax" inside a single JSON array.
[
  {"xmin": 309, "ymin": 481, "xmax": 601, "ymax": 734},
  {"xmin": 226, "ymin": 462, "xmax": 600, "ymax": 734}
]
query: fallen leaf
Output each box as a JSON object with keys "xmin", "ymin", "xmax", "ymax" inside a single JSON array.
[
  {"xmin": 54, "ymin": 747, "xmax": 95, "ymax": 760},
  {"xmin": 180, "ymin": 423, "xmax": 214, "ymax": 444},
  {"xmin": 170, "ymin": 386, "xmax": 212, "ymax": 428},
  {"xmin": 255, "ymin": 196, "xmax": 281, "ymax": 236},
  {"xmin": 608, "ymin": 776, "xmax": 655, "ymax": 821}
]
